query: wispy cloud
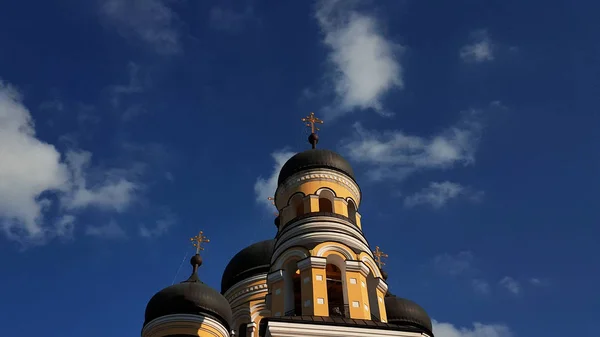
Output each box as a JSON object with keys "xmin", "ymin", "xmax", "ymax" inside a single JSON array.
[
  {"xmin": 404, "ymin": 181, "xmax": 483, "ymax": 209},
  {"xmin": 140, "ymin": 209, "xmax": 176, "ymax": 238},
  {"xmin": 315, "ymin": 0, "xmax": 403, "ymax": 118},
  {"xmin": 254, "ymin": 150, "xmax": 296, "ymax": 211},
  {"xmin": 86, "ymin": 220, "xmax": 127, "ymax": 239},
  {"xmin": 433, "ymin": 320, "xmax": 513, "ymax": 337},
  {"xmin": 460, "ymin": 29, "xmax": 494, "ymax": 63},
  {"xmin": 109, "ymin": 62, "xmax": 145, "ymax": 109},
  {"xmin": 209, "ymin": 6, "xmax": 258, "ymax": 33},
  {"xmin": 471, "ymin": 279, "xmax": 491, "ymax": 295},
  {"xmin": 100, "ymin": 0, "xmax": 182, "ymax": 55},
  {"xmin": 0, "ymin": 79, "xmax": 141, "ymax": 245},
  {"xmin": 499, "ymin": 276, "xmax": 521, "ymax": 295},
  {"xmin": 432, "ymin": 251, "xmax": 474, "ymax": 276},
  {"xmin": 342, "ymin": 103, "xmax": 502, "ymax": 181}
]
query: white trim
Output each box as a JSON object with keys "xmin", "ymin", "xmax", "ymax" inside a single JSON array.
[
  {"xmin": 142, "ymin": 314, "xmax": 230, "ymax": 337},
  {"xmin": 265, "ymin": 321, "xmax": 427, "ymax": 337},
  {"xmin": 360, "ymin": 255, "xmax": 383, "ymax": 279},
  {"xmin": 314, "ymin": 244, "xmax": 355, "ymax": 260},
  {"xmin": 345, "ymin": 260, "xmax": 370, "ymax": 277},
  {"xmin": 375, "ymin": 278, "xmax": 389, "ymax": 294},
  {"xmin": 224, "ymin": 273, "xmax": 269, "ymax": 302},
  {"xmin": 267, "ymin": 270, "xmax": 284, "ymax": 283},
  {"xmin": 271, "ymin": 248, "xmax": 309, "ymax": 270},
  {"xmin": 297, "ymin": 256, "xmax": 327, "ymax": 271},
  {"xmin": 276, "ymin": 169, "xmax": 361, "ymax": 206}
]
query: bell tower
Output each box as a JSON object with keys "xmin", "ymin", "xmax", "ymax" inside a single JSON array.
[{"xmin": 266, "ymin": 113, "xmax": 388, "ymax": 322}]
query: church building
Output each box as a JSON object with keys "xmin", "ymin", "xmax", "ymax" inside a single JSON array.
[{"xmin": 140, "ymin": 113, "xmax": 434, "ymax": 337}]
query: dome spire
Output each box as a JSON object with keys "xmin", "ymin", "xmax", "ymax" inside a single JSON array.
[
  {"xmin": 373, "ymin": 245, "xmax": 390, "ymax": 281},
  {"xmin": 187, "ymin": 230, "xmax": 210, "ymax": 282},
  {"xmin": 302, "ymin": 112, "xmax": 324, "ymax": 149},
  {"xmin": 373, "ymin": 245, "xmax": 388, "ymax": 269}
]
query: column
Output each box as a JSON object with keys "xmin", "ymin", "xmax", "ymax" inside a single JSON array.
[
  {"xmin": 374, "ymin": 278, "xmax": 389, "ymax": 322},
  {"xmin": 267, "ymin": 270, "xmax": 284, "ymax": 317},
  {"xmin": 345, "ymin": 260, "xmax": 370, "ymax": 319},
  {"xmin": 297, "ymin": 256, "xmax": 328, "ymax": 316}
]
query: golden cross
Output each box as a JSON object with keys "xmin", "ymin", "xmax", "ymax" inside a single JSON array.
[
  {"xmin": 190, "ymin": 231, "xmax": 210, "ymax": 255},
  {"xmin": 301, "ymin": 112, "xmax": 324, "ymax": 134},
  {"xmin": 373, "ymin": 246, "xmax": 388, "ymax": 268},
  {"xmin": 268, "ymin": 196, "xmax": 275, "ymax": 206}
]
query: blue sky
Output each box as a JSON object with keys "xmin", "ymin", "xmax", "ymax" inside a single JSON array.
[{"xmin": 0, "ymin": 0, "xmax": 597, "ymax": 336}]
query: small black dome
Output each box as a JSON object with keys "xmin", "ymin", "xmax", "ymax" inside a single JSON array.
[
  {"xmin": 144, "ymin": 279, "xmax": 233, "ymax": 330},
  {"xmin": 385, "ymin": 296, "xmax": 433, "ymax": 335},
  {"xmin": 277, "ymin": 149, "xmax": 355, "ymax": 185},
  {"xmin": 221, "ymin": 239, "xmax": 275, "ymax": 294}
]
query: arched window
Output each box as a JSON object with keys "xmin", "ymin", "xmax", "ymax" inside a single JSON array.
[
  {"xmin": 290, "ymin": 194, "xmax": 304, "ymax": 218},
  {"xmin": 283, "ymin": 259, "xmax": 302, "ymax": 316},
  {"xmin": 367, "ymin": 271, "xmax": 380, "ymax": 321},
  {"xmin": 295, "ymin": 202, "xmax": 304, "ymax": 217},
  {"xmin": 325, "ymin": 254, "xmax": 348, "ymax": 318},
  {"xmin": 237, "ymin": 323, "xmax": 247, "ymax": 337},
  {"xmin": 319, "ymin": 198, "xmax": 333, "ymax": 213},
  {"xmin": 318, "ymin": 189, "xmax": 335, "ymax": 213},
  {"xmin": 258, "ymin": 319, "xmax": 267, "ymax": 336},
  {"xmin": 347, "ymin": 200, "xmax": 357, "ymax": 223}
]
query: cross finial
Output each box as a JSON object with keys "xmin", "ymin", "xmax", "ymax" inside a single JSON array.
[
  {"xmin": 373, "ymin": 246, "xmax": 388, "ymax": 268},
  {"xmin": 302, "ymin": 112, "xmax": 323, "ymax": 134},
  {"xmin": 190, "ymin": 231, "xmax": 210, "ymax": 255}
]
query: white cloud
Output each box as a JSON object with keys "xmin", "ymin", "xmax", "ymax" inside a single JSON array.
[
  {"xmin": 343, "ymin": 106, "xmax": 491, "ymax": 181},
  {"xmin": 460, "ymin": 30, "xmax": 494, "ymax": 63},
  {"xmin": 404, "ymin": 181, "xmax": 483, "ymax": 209},
  {"xmin": 0, "ymin": 81, "xmax": 70, "ymax": 240},
  {"xmin": 433, "ymin": 320, "xmax": 512, "ymax": 337},
  {"xmin": 61, "ymin": 150, "xmax": 138, "ymax": 212},
  {"xmin": 86, "ymin": 220, "xmax": 127, "ymax": 239},
  {"xmin": 499, "ymin": 276, "xmax": 520, "ymax": 294},
  {"xmin": 140, "ymin": 210, "xmax": 176, "ymax": 238},
  {"xmin": 433, "ymin": 251, "xmax": 474, "ymax": 276},
  {"xmin": 100, "ymin": 0, "xmax": 182, "ymax": 54},
  {"xmin": 315, "ymin": 0, "xmax": 403, "ymax": 117},
  {"xmin": 0, "ymin": 79, "xmax": 139, "ymax": 244},
  {"xmin": 472, "ymin": 279, "xmax": 491, "ymax": 295},
  {"xmin": 254, "ymin": 150, "xmax": 296, "ymax": 211}
]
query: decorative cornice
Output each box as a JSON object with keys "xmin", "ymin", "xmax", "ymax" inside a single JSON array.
[
  {"xmin": 265, "ymin": 321, "xmax": 425, "ymax": 337},
  {"xmin": 345, "ymin": 260, "xmax": 370, "ymax": 277},
  {"xmin": 297, "ymin": 256, "xmax": 327, "ymax": 271},
  {"xmin": 224, "ymin": 274, "xmax": 267, "ymax": 300},
  {"xmin": 375, "ymin": 278, "xmax": 389, "ymax": 294},
  {"xmin": 267, "ymin": 269, "xmax": 284, "ymax": 283},
  {"xmin": 227, "ymin": 283, "xmax": 269, "ymax": 307},
  {"xmin": 276, "ymin": 169, "xmax": 361, "ymax": 206},
  {"xmin": 142, "ymin": 314, "xmax": 230, "ymax": 337}
]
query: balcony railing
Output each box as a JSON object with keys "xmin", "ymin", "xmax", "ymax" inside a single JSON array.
[
  {"xmin": 328, "ymin": 303, "xmax": 350, "ymax": 318},
  {"xmin": 284, "ymin": 309, "xmax": 299, "ymax": 317}
]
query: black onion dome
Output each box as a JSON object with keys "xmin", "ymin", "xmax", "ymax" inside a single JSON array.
[
  {"xmin": 144, "ymin": 256, "xmax": 233, "ymax": 330},
  {"xmin": 277, "ymin": 149, "xmax": 355, "ymax": 185},
  {"xmin": 221, "ymin": 239, "xmax": 275, "ymax": 294},
  {"xmin": 385, "ymin": 296, "xmax": 433, "ymax": 335}
]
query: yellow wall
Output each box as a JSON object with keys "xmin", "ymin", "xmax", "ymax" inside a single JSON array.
[
  {"xmin": 269, "ymin": 279, "xmax": 285, "ymax": 316},
  {"xmin": 277, "ymin": 180, "xmax": 359, "ymax": 210},
  {"xmin": 376, "ymin": 288, "xmax": 388, "ymax": 322},
  {"xmin": 278, "ymin": 182, "xmax": 362, "ymax": 226},
  {"xmin": 345, "ymin": 270, "xmax": 370, "ymax": 319}
]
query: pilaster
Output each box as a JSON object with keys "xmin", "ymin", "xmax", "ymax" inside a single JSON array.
[
  {"xmin": 267, "ymin": 270, "xmax": 284, "ymax": 317},
  {"xmin": 297, "ymin": 256, "xmax": 328, "ymax": 316},
  {"xmin": 345, "ymin": 260, "xmax": 370, "ymax": 319}
]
